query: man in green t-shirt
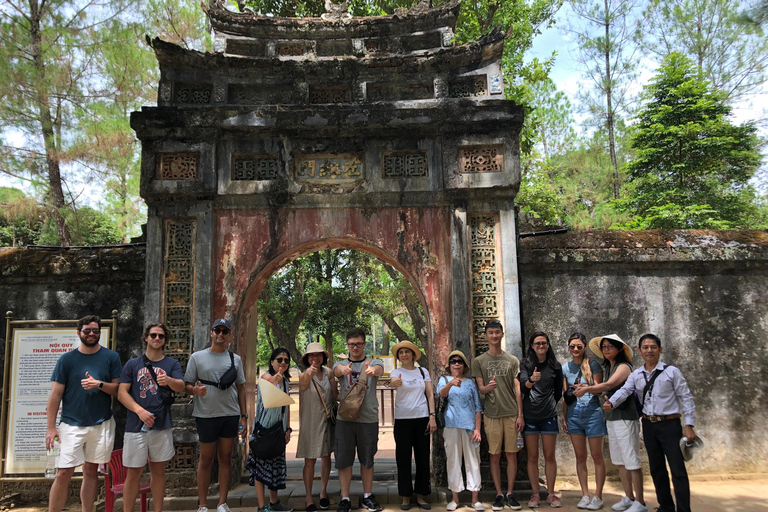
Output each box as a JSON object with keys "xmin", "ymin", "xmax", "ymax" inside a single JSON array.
[{"xmin": 471, "ymin": 321, "xmax": 524, "ymax": 511}]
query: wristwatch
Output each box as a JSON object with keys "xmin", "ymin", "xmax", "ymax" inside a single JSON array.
[
  {"xmin": 429, "ymin": 412, "xmax": 436, "ymax": 416},
  {"xmin": 240, "ymin": 414, "xmax": 248, "ymax": 419},
  {"xmin": 98, "ymin": 381, "xmax": 104, "ymax": 389}
]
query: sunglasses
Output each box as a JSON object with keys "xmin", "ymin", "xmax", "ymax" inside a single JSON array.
[
  {"xmin": 213, "ymin": 327, "xmax": 230, "ymax": 335},
  {"xmin": 449, "ymin": 358, "xmax": 464, "ymax": 365},
  {"xmin": 568, "ymin": 345, "xmax": 584, "ymax": 350},
  {"xmin": 149, "ymin": 333, "xmax": 166, "ymax": 340},
  {"xmin": 275, "ymin": 357, "xmax": 290, "ymax": 364},
  {"xmin": 81, "ymin": 328, "xmax": 100, "ymax": 334}
]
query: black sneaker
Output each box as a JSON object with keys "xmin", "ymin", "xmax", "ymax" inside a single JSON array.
[
  {"xmin": 319, "ymin": 498, "xmax": 331, "ymax": 511},
  {"xmin": 505, "ymin": 494, "xmax": 521, "ymax": 511},
  {"xmin": 338, "ymin": 500, "xmax": 351, "ymax": 512},
  {"xmin": 361, "ymin": 495, "xmax": 381, "ymax": 512},
  {"xmin": 492, "ymin": 495, "xmax": 505, "ymax": 511}
]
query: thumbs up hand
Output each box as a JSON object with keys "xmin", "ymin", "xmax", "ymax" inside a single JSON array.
[
  {"xmin": 531, "ymin": 369, "xmax": 542, "ymax": 382},
  {"xmin": 486, "ymin": 375, "xmax": 498, "ymax": 392},
  {"xmin": 81, "ymin": 371, "xmax": 100, "ymax": 390},
  {"xmin": 390, "ymin": 375, "xmax": 403, "ymax": 388},
  {"xmin": 364, "ymin": 362, "xmax": 377, "ymax": 376},
  {"xmin": 193, "ymin": 380, "xmax": 207, "ymax": 397}
]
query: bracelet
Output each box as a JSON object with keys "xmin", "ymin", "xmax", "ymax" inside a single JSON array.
[
  {"xmin": 429, "ymin": 412, "xmax": 435, "ymax": 416},
  {"xmin": 286, "ymin": 427, "xmax": 293, "ymax": 433}
]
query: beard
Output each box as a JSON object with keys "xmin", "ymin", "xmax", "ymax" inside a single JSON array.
[{"xmin": 80, "ymin": 336, "xmax": 100, "ymax": 347}]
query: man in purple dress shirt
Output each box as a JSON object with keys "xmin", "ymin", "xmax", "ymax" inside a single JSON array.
[{"xmin": 603, "ymin": 334, "xmax": 697, "ymax": 512}]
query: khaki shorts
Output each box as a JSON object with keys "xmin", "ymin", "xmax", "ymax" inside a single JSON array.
[{"xmin": 484, "ymin": 416, "xmax": 521, "ymax": 455}]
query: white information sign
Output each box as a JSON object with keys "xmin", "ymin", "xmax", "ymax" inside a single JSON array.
[{"xmin": 4, "ymin": 327, "xmax": 110, "ymax": 474}]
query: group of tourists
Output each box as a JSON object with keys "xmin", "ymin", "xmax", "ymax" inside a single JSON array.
[{"xmin": 45, "ymin": 315, "xmax": 698, "ymax": 512}]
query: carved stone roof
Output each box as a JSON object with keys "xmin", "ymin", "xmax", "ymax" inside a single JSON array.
[{"xmin": 205, "ymin": 0, "xmax": 461, "ymax": 39}]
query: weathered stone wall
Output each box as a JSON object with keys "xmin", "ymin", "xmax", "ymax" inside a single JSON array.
[
  {"xmin": 0, "ymin": 245, "xmax": 146, "ymax": 501},
  {"xmin": 518, "ymin": 230, "xmax": 768, "ymax": 476}
]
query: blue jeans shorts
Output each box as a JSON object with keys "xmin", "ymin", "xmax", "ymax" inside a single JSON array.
[
  {"xmin": 523, "ymin": 416, "xmax": 559, "ymax": 435},
  {"xmin": 566, "ymin": 405, "xmax": 608, "ymax": 437}
]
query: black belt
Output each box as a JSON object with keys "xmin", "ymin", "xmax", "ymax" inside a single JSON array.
[{"xmin": 642, "ymin": 413, "xmax": 681, "ymax": 422}]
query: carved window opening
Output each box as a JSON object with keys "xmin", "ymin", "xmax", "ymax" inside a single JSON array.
[
  {"xmin": 167, "ymin": 444, "xmax": 197, "ymax": 470},
  {"xmin": 448, "ymin": 76, "xmax": 487, "ymax": 98},
  {"xmin": 382, "ymin": 151, "xmax": 429, "ymax": 178},
  {"xmin": 310, "ymin": 86, "xmax": 351, "ymax": 104},
  {"xmin": 469, "ymin": 215, "xmax": 501, "ymax": 356},
  {"xmin": 232, "ymin": 154, "xmax": 279, "ymax": 180},
  {"xmin": 163, "ymin": 220, "xmax": 195, "ymax": 374},
  {"xmin": 156, "ymin": 152, "xmax": 198, "ymax": 180},
  {"xmin": 459, "ymin": 145, "xmax": 504, "ymax": 173},
  {"xmin": 175, "ymin": 84, "xmax": 212, "ymax": 104}
]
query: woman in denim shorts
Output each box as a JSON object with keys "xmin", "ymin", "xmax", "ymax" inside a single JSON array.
[
  {"xmin": 520, "ymin": 332, "xmax": 564, "ymax": 508},
  {"xmin": 562, "ymin": 333, "xmax": 607, "ymax": 510}
]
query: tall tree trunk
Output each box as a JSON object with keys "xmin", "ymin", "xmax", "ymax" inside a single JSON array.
[
  {"xmin": 30, "ymin": 0, "xmax": 71, "ymax": 246},
  {"xmin": 604, "ymin": 0, "xmax": 620, "ymax": 200}
]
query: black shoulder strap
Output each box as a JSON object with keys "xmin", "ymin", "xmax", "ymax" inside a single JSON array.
[
  {"xmin": 642, "ymin": 364, "xmax": 668, "ymax": 404},
  {"xmin": 142, "ymin": 354, "xmax": 160, "ymax": 385},
  {"xmin": 199, "ymin": 351, "xmax": 236, "ymax": 386}
]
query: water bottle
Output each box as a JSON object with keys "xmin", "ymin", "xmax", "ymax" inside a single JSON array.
[
  {"xmin": 516, "ymin": 432, "xmax": 524, "ymax": 450},
  {"xmin": 45, "ymin": 441, "xmax": 60, "ymax": 479},
  {"xmin": 238, "ymin": 425, "xmax": 246, "ymax": 445},
  {"xmin": 141, "ymin": 413, "xmax": 154, "ymax": 433},
  {"xmin": 467, "ymin": 430, "xmax": 480, "ymax": 448}
]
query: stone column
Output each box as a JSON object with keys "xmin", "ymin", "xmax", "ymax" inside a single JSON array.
[
  {"xmin": 499, "ymin": 207, "xmax": 523, "ymax": 358},
  {"xmin": 451, "ymin": 206, "xmax": 472, "ymax": 357},
  {"xmin": 193, "ymin": 201, "xmax": 213, "ymax": 350}
]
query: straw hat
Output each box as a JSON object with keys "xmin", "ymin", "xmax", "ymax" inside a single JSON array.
[
  {"xmin": 679, "ymin": 436, "xmax": 704, "ymax": 462},
  {"xmin": 589, "ymin": 334, "xmax": 633, "ymax": 360},
  {"xmin": 301, "ymin": 341, "xmax": 329, "ymax": 367},
  {"xmin": 391, "ymin": 340, "xmax": 423, "ymax": 360},
  {"xmin": 258, "ymin": 377, "xmax": 295, "ymax": 409},
  {"xmin": 444, "ymin": 350, "xmax": 470, "ymax": 374}
]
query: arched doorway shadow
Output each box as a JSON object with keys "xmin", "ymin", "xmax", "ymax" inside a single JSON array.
[{"xmin": 235, "ymin": 237, "xmax": 435, "ymax": 421}]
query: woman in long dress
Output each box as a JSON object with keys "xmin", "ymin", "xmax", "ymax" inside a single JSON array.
[{"xmin": 296, "ymin": 342, "xmax": 338, "ymax": 512}]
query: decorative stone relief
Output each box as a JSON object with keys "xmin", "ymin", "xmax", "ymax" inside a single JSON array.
[
  {"xmin": 365, "ymin": 39, "xmax": 390, "ymax": 54},
  {"xmin": 352, "ymin": 39, "xmax": 364, "ymax": 53},
  {"xmin": 159, "ymin": 82, "xmax": 172, "ymax": 102},
  {"xmin": 469, "ymin": 215, "xmax": 500, "ymax": 356},
  {"xmin": 310, "ymin": 86, "xmax": 351, "ymax": 103},
  {"xmin": 489, "ymin": 74, "xmax": 502, "ymax": 95},
  {"xmin": 232, "ymin": 154, "xmax": 279, "ymax": 180},
  {"xmin": 266, "ymin": 41, "xmax": 277, "ymax": 57},
  {"xmin": 382, "ymin": 151, "xmax": 429, "ymax": 178},
  {"xmin": 175, "ymin": 85, "xmax": 212, "ymax": 104},
  {"xmin": 156, "ymin": 153, "xmax": 198, "ymax": 180},
  {"xmin": 168, "ymin": 444, "xmax": 197, "ymax": 470},
  {"xmin": 441, "ymin": 29, "xmax": 454, "ymax": 47},
  {"xmin": 213, "ymin": 84, "xmax": 226, "ymax": 103},
  {"xmin": 278, "ymin": 42, "xmax": 307, "ymax": 57},
  {"xmin": 368, "ymin": 82, "xmax": 433, "ymax": 101},
  {"xmin": 448, "ymin": 76, "xmax": 487, "ymax": 98},
  {"xmin": 295, "ymin": 154, "xmax": 364, "ymax": 182},
  {"xmin": 163, "ymin": 219, "xmax": 195, "ymax": 372},
  {"xmin": 459, "ymin": 145, "xmax": 503, "ymax": 173},
  {"xmin": 434, "ymin": 77, "xmax": 448, "ymax": 98},
  {"xmin": 213, "ymin": 36, "xmax": 226, "ymax": 53}
]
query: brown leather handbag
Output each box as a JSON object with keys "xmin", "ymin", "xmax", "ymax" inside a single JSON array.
[{"xmin": 338, "ymin": 358, "xmax": 370, "ymax": 421}]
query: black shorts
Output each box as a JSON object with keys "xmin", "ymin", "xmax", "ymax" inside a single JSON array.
[{"xmin": 195, "ymin": 415, "xmax": 239, "ymax": 443}]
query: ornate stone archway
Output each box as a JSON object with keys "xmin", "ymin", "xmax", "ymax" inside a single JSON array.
[{"xmin": 132, "ymin": 0, "xmax": 525, "ymax": 478}]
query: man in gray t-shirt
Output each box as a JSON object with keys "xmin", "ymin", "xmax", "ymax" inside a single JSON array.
[
  {"xmin": 333, "ymin": 328, "xmax": 384, "ymax": 512},
  {"xmin": 184, "ymin": 319, "xmax": 247, "ymax": 512}
]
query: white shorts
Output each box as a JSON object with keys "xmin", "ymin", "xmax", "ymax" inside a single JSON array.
[
  {"xmin": 607, "ymin": 419, "xmax": 641, "ymax": 470},
  {"xmin": 123, "ymin": 429, "xmax": 175, "ymax": 467},
  {"xmin": 58, "ymin": 417, "xmax": 116, "ymax": 468}
]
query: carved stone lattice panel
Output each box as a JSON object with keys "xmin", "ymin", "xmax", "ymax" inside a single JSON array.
[
  {"xmin": 382, "ymin": 151, "xmax": 429, "ymax": 178},
  {"xmin": 159, "ymin": 82, "xmax": 172, "ymax": 102},
  {"xmin": 295, "ymin": 154, "xmax": 364, "ymax": 183},
  {"xmin": 278, "ymin": 41, "xmax": 309, "ymax": 57},
  {"xmin": 232, "ymin": 154, "xmax": 279, "ymax": 180},
  {"xmin": 167, "ymin": 444, "xmax": 197, "ymax": 470},
  {"xmin": 310, "ymin": 86, "xmax": 351, "ymax": 104},
  {"xmin": 163, "ymin": 220, "xmax": 195, "ymax": 366},
  {"xmin": 175, "ymin": 84, "xmax": 212, "ymax": 104},
  {"xmin": 156, "ymin": 153, "xmax": 198, "ymax": 180},
  {"xmin": 459, "ymin": 145, "xmax": 503, "ymax": 173},
  {"xmin": 365, "ymin": 39, "xmax": 390, "ymax": 53},
  {"xmin": 448, "ymin": 76, "xmax": 487, "ymax": 98},
  {"xmin": 470, "ymin": 215, "xmax": 500, "ymax": 356}
]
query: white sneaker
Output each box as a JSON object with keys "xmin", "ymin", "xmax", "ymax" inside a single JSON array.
[
  {"xmin": 611, "ymin": 497, "xmax": 633, "ymax": 511},
  {"xmin": 586, "ymin": 497, "xmax": 604, "ymax": 510},
  {"xmin": 447, "ymin": 502, "xmax": 458, "ymax": 511},
  {"xmin": 624, "ymin": 503, "xmax": 647, "ymax": 512},
  {"xmin": 217, "ymin": 504, "xmax": 232, "ymax": 512},
  {"xmin": 473, "ymin": 503, "xmax": 485, "ymax": 511},
  {"xmin": 577, "ymin": 496, "xmax": 591, "ymax": 509},
  {"xmin": 198, "ymin": 507, "xmax": 209, "ymax": 512}
]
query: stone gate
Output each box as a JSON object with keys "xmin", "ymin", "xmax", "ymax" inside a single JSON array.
[{"xmin": 131, "ymin": 0, "xmax": 525, "ymax": 483}]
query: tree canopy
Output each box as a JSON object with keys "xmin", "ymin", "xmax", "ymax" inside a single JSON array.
[{"xmin": 618, "ymin": 53, "xmax": 762, "ymax": 229}]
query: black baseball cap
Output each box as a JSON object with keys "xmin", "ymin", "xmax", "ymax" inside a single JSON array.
[{"xmin": 211, "ymin": 318, "xmax": 232, "ymax": 331}]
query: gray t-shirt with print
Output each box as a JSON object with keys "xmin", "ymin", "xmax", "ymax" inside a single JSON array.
[
  {"xmin": 333, "ymin": 358, "xmax": 383, "ymax": 424},
  {"xmin": 184, "ymin": 348, "xmax": 246, "ymax": 418}
]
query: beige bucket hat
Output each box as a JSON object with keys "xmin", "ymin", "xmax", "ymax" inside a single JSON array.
[
  {"xmin": 444, "ymin": 350, "xmax": 470, "ymax": 374},
  {"xmin": 301, "ymin": 341, "xmax": 330, "ymax": 367}
]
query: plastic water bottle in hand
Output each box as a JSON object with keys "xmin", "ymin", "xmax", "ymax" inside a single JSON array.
[
  {"xmin": 141, "ymin": 413, "xmax": 154, "ymax": 433},
  {"xmin": 238, "ymin": 425, "xmax": 247, "ymax": 445},
  {"xmin": 45, "ymin": 440, "xmax": 60, "ymax": 479},
  {"xmin": 516, "ymin": 432, "xmax": 524, "ymax": 450}
]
